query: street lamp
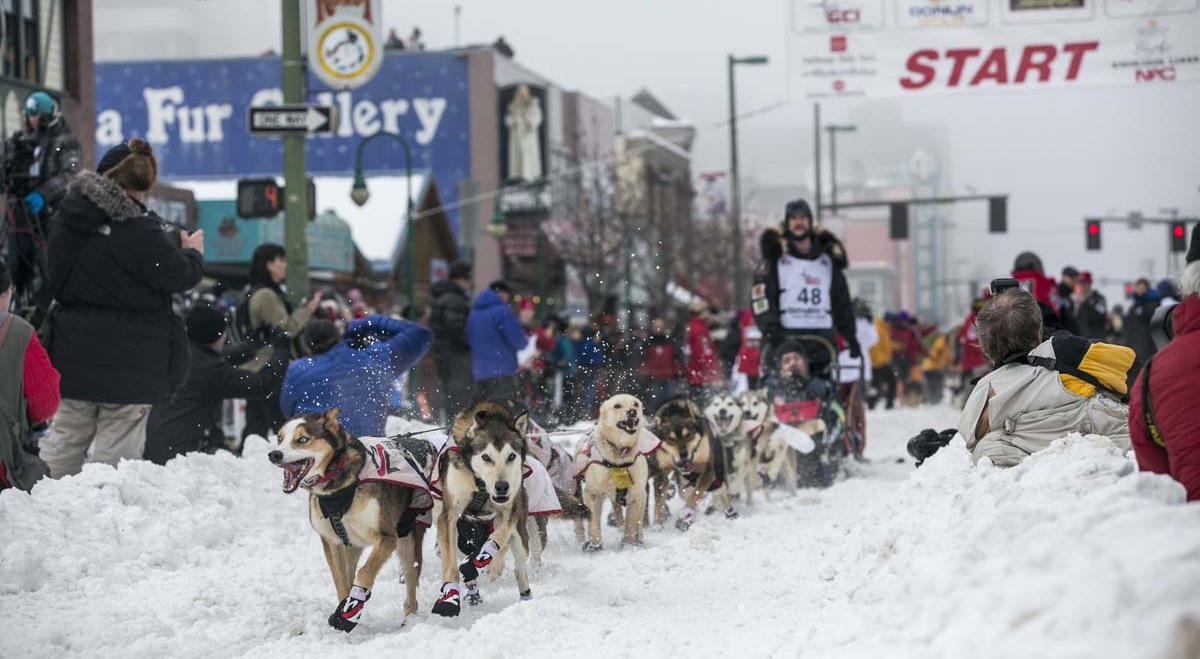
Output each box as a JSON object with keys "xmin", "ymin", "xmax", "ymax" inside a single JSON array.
[
  {"xmin": 487, "ymin": 187, "xmax": 508, "ymax": 237},
  {"xmin": 350, "ymin": 131, "xmax": 415, "ymax": 306},
  {"xmin": 825, "ymin": 124, "xmax": 857, "ymax": 213},
  {"xmin": 727, "ymin": 53, "xmax": 768, "ymax": 309}
]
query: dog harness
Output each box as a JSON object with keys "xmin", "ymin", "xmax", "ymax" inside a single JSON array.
[{"xmin": 316, "ymin": 479, "xmax": 358, "ymax": 546}]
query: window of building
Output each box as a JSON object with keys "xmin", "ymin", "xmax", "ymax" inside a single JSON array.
[{"xmin": 1, "ymin": 0, "xmax": 40, "ymax": 83}]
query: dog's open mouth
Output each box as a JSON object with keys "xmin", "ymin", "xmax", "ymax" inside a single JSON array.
[
  {"xmin": 492, "ymin": 494, "xmax": 511, "ymax": 504},
  {"xmin": 616, "ymin": 418, "xmax": 639, "ymax": 434},
  {"xmin": 715, "ymin": 412, "xmax": 735, "ymax": 434},
  {"xmin": 279, "ymin": 458, "xmax": 314, "ymax": 493}
]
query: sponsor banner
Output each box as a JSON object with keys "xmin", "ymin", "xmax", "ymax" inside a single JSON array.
[
  {"xmin": 787, "ymin": 0, "xmax": 1200, "ymax": 97},
  {"xmin": 94, "ymin": 53, "xmax": 470, "ymax": 232}
]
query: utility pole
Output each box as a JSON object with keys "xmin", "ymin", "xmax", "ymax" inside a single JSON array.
[
  {"xmin": 727, "ymin": 53, "xmax": 768, "ymax": 309},
  {"xmin": 813, "ymin": 102, "xmax": 821, "ymax": 224},
  {"xmin": 727, "ymin": 55, "xmax": 742, "ymax": 307},
  {"xmin": 281, "ymin": 0, "xmax": 310, "ymax": 301},
  {"xmin": 826, "ymin": 124, "xmax": 857, "ymax": 213}
]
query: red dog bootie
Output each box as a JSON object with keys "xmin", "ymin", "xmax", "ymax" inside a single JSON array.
[
  {"xmin": 328, "ymin": 585, "xmax": 370, "ymax": 632},
  {"xmin": 432, "ymin": 581, "xmax": 463, "ymax": 618},
  {"xmin": 675, "ymin": 506, "xmax": 697, "ymax": 531}
]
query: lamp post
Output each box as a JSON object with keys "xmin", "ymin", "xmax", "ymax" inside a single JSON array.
[
  {"xmin": 531, "ymin": 178, "xmax": 548, "ymax": 320},
  {"xmin": 350, "ymin": 131, "xmax": 415, "ymax": 307},
  {"xmin": 825, "ymin": 124, "xmax": 857, "ymax": 213},
  {"xmin": 727, "ymin": 53, "xmax": 769, "ymax": 308}
]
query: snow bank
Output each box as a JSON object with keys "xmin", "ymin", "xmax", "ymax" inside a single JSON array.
[{"xmin": 2, "ymin": 412, "xmax": 1198, "ymax": 659}]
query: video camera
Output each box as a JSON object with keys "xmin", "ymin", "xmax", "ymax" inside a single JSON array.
[
  {"xmin": 1150, "ymin": 304, "xmax": 1175, "ymax": 351},
  {"xmin": 1, "ymin": 132, "xmax": 40, "ymax": 197}
]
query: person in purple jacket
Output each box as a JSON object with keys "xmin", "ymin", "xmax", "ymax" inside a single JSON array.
[
  {"xmin": 466, "ymin": 280, "xmax": 528, "ymax": 402},
  {"xmin": 280, "ymin": 314, "xmax": 432, "ymax": 437}
]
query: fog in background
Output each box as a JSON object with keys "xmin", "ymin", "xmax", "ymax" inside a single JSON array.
[{"xmin": 95, "ymin": 0, "xmax": 1200, "ymax": 312}]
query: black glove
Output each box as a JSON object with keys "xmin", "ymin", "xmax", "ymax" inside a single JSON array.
[
  {"xmin": 907, "ymin": 428, "xmax": 957, "ymax": 467},
  {"xmin": 848, "ymin": 339, "xmax": 862, "ymax": 360}
]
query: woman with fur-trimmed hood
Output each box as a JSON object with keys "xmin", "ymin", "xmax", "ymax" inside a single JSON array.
[
  {"xmin": 40, "ymin": 139, "xmax": 206, "ymax": 478},
  {"xmin": 750, "ymin": 198, "xmax": 858, "ymax": 376}
]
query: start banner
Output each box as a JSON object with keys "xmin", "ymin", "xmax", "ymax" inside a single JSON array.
[{"xmin": 787, "ymin": 0, "xmax": 1200, "ymax": 98}]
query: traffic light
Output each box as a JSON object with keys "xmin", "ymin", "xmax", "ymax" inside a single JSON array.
[
  {"xmin": 237, "ymin": 178, "xmax": 317, "ymax": 219},
  {"xmin": 237, "ymin": 178, "xmax": 282, "ymax": 218},
  {"xmin": 1170, "ymin": 222, "xmax": 1187, "ymax": 252},
  {"xmin": 889, "ymin": 202, "xmax": 909, "ymax": 240},
  {"xmin": 988, "ymin": 196, "xmax": 1007, "ymax": 233},
  {"xmin": 1085, "ymin": 219, "xmax": 1101, "ymax": 251}
]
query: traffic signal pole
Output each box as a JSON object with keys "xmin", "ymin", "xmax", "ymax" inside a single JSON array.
[{"xmin": 281, "ymin": 0, "xmax": 310, "ymax": 301}]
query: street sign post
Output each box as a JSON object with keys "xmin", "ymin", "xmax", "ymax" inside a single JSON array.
[{"xmin": 247, "ymin": 105, "xmax": 338, "ymax": 136}]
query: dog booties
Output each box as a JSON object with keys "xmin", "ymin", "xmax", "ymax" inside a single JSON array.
[{"xmin": 328, "ymin": 585, "xmax": 370, "ymax": 632}]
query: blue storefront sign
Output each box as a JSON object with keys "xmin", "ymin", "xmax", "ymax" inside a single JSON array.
[
  {"xmin": 196, "ymin": 200, "xmax": 354, "ymax": 273},
  {"xmin": 95, "ymin": 52, "xmax": 470, "ymax": 235}
]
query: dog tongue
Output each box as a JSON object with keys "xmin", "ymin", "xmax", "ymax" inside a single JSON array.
[{"xmin": 281, "ymin": 461, "xmax": 306, "ymax": 492}]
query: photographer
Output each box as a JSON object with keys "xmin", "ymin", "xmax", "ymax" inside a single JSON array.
[
  {"xmin": 956, "ymin": 287, "xmax": 1134, "ymax": 468},
  {"xmin": 40, "ymin": 139, "xmax": 205, "ymax": 478},
  {"xmin": 0, "ymin": 258, "xmax": 59, "ymax": 491},
  {"xmin": 1128, "ymin": 226, "xmax": 1200, "ymax": 500},
  {"xmin": 2, "ymin": 91, "xmax": 82, "ymax": 302}
]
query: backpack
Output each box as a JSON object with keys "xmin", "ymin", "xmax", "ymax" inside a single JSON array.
[{"xmin": 228, "ymin": 286, "xmax": 256, "ymax": 344}]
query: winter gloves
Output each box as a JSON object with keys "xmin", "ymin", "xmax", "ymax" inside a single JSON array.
[{"xmin": 24, "ymin": 191, "xmax": 44, "ymax": 215}]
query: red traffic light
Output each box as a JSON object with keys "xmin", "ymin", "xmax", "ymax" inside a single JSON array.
[
  {"xmin": 1170, "ymin": 221, "xmax": 1187, "ymax": 252},
  {"xmin": 1085, "ymin": 220, "xmax": 1102, "ymax": 251}
]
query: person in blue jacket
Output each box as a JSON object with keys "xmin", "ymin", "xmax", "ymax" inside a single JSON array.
[
  {"xmin": 280, "ymin": 314, "xmax": 432, "ymax": 437},
  {"xmin": 466, "ymin": 280, "xmax": 528, "ymax": 401}
]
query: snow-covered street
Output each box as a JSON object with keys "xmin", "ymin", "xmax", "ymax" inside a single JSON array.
[{"xmin": 3, "ymin": 406, "xmax": 1199, "ymax": 659}]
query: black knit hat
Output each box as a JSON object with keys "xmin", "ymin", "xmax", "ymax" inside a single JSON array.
[
  {"xmin": 97, "ymin": 142, "xmax": 131, "ymax": 174},
  {"xmin": 488, "ymin": 279, "xmax": 512, "ymax": 294},
  {"xmin": 303, "ymin": 319, "xmax": 342, "ymax": 354},
  {"xmin": 1188, "ymin": 222, "xmax": 1200, "ymax": 265},
  {"xmin": 186, "ymin": 305, "xmax": 228, "ymax": 344},
  {"xmin": 784, "ymin": 199, "xmax": 813, "ymax": 224}
]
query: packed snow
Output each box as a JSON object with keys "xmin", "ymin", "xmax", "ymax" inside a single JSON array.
[{"xmin": 2, "ymin": 406, "xmax": 1199, "ymax": 659}]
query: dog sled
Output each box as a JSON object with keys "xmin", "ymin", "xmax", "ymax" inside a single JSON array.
[{"xmin": 764, "ymin": 335, "xmax": 855, "ymax": 488}]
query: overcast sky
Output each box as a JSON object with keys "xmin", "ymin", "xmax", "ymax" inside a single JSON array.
[{"xmin": 98, "ymin": 0, "xmax": 1200, "ymax": 294}]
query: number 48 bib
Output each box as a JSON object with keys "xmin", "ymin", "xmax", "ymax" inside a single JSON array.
[{"xmin": 777, "ymin": 254, "xmax": 833, "ymax": 330}]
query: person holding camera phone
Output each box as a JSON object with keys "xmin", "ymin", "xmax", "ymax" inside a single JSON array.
[
  {"xmin": 1128, "ymin": 225, "xmax": 1200, "ymax": 501},
  {"xmin": 39, "ymin": 139, "xmax": 205, "ymax": 478},
  {"xmin": 231, "ymin": 243, "xmax": 322, "ymax": 442},
  {"xmin": 2, "ymin": 91, "xmax": 82, "ymax": 303}
]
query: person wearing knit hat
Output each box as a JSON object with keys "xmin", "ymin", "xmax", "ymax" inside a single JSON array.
[
  {"xmin": 144, "ymin": 305, "xmax": 292, "ymax": 465},
  {"xmin": 1128, "ymin": 222, "xmax": 1200, "ymax": 501},
  {"xmin": 39, "ymin": 137, "xmax": 206, "ymax": 478},
  {"xmin": 1074, "ymin": 270, "xmax": 1109, "ymax": 340},
  {"xmin": 751, "ymin": 198, "xmax": 859, "ymax": 379}
]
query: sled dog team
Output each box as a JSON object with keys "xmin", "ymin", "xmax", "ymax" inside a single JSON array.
[{"xmin": 269, "ymin": 391, "xmax": 817, "ymax": 633}]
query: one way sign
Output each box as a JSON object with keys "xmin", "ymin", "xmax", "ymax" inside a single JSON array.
[{"xmin": 247, "ymin": 105, "xmax": 338, "ymax": 136}]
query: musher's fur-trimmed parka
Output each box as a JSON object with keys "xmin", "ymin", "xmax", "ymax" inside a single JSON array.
[{"xmin": 750, "ymin": 225, "xmax": 858, "ymax": 356}]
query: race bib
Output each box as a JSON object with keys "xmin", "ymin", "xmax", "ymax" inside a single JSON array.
[{"xmin": 777, "ymin": 255, "xmax": 833, "ymax": 330}]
